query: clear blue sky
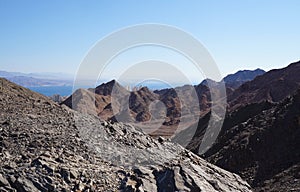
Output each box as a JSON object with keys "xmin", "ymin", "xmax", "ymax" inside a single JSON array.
[{"xmin": 0, "ymin": 0, "xmax": 300, "ymax": 81}]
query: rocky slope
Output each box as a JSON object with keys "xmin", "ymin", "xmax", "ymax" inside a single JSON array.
[
  {"xmin": 154, "ymin": 84, "xmax": 211, "ymax": 125},
  {"xmin": 0, "ymin": 78, "xmax": 252, "ymax": 191},
  {"xmin": 210, "ymin": 90, "xmax": 300, "ymax": 191}
]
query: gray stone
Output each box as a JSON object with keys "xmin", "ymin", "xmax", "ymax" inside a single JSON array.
[
  {"xmin": 69, "ymin": 169, "xmax": 78, "ymax": 179},
  {"xmin": 0, "ymin": 174, "xmax": 10, "ymax": 187},
  {"xmin": 14, "ymin": 177, "xmax": 39, "ymax": 192}
]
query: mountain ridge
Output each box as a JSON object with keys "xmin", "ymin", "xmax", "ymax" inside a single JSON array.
[
  {"xmin": 228, "ymin": 61, "xmax": 300, "ymax": 109},
  {"xmin": 0, "ymin": 70, "xmax": 73, "ymax": 87},
  {"xmin": 61, "ymin": 67, "xmax": 270, "ymax": 138},
  {"xmin": 223, "ymin": 68, "xmax": 265, "ymax": 89}
]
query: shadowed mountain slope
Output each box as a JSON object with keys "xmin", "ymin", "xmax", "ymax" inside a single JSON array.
[
  {"xmin": 184, "ymin": 89, "xmax": 300, "ymax": 191},
  {"xmin": 208, "ymin": 90, "xmax": 300, "ymax": 191},
  {"xmin": 178, "ymin": 61, "xmax": 300, "ymax": 191}
]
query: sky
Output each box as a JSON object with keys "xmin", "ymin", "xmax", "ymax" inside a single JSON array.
[{"xmin": 0, "ymin": 0, "xmax": 300, "ymax": 84}]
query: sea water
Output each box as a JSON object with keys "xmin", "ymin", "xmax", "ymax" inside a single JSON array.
[{"xmin": 28, "ymin": 86, "xmax": 74, "ymax": 96}]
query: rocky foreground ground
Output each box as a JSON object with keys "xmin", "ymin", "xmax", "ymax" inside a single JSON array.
[{"xmin": 0, "ymin": 78, "xmax": 252, "ymax": 191}]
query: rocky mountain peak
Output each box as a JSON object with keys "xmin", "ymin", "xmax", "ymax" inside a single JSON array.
[
  {"xmin": 94, "ymin": 79, "xmax": 126, "ymax": 96},
  {"xmin": 228, "ymin": 61, "xmax": 300, "ymax": 109},
  {"xmin": 223, "ymin": 68, "xmax": 266, "ymax": 89}
]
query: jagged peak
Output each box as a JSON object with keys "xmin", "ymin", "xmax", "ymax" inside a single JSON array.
[
  {"xmin": 94, "ymin": 79, "xmax": 126, "ymax": 96},
  {"xmin": 96, "ymin": 79, "xmax": 119, "ymax": 88}
]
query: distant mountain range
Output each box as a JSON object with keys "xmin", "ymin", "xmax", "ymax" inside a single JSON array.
[
  {"xmin": 0, "ymin": 71, "xmax": 73, "ymax": 87},
  {"xmin": 0, "ymin": 68, "xmax": 266, "ymax": 90},
  {"xmin": 223, "ymin": 68, "xmax": 265, "ymax": 89},
  {"xmin": 200, "ymin": 68, "xmax": 265, "ymax": 89},
  {"xmin": 62, "ymin": 67, "xmax": 266, "ymax": 136},
  {"xmin": 0, "ymin": 71, "xmax": 73, "ymax": 80}
]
